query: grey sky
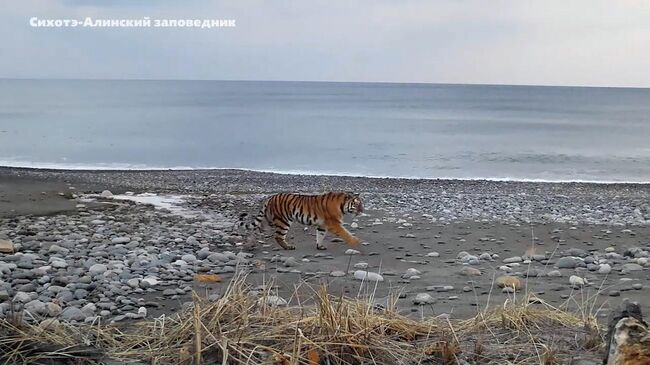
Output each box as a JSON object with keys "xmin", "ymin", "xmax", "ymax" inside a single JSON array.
[{"xmin": 2, "ymin": 1, "xmax": 650, "ymax": 87}]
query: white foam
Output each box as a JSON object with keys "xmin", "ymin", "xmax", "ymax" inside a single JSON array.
[
  {"xmin": 0, "ymin": 160, "xmax": 198, "ymax": 171},
  {"xmin": 84, "ymin": 192, "xmax": 190, "ymax": 215},
  {"xmin": 215, "ymin": 168, "xmax": 650, "ymax": 184},
  {"xmin": 82, "ymin": 192, "xmax": 232, "ymax": 228},
  {"xmin": 110, "ymin": 193, "xmax": 186, "ymax": 213}
]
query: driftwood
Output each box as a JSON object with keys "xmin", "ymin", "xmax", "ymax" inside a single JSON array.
[{"xmin": 604, "ymin": 300, "xmax": 650, "ymax": 365}]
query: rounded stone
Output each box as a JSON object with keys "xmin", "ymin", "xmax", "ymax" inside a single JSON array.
[
  {"xmin": 88, "ymin": 264, "xmax": 108, "ymax": 276},
  {"xmin": 330, "ymin": 270, "xmax": 346, "ymax": 277},
  {"xmin": 181, "ymin": 254, "xmax": 197, "ymax": 263},
  {"xmin": 598, "ymin": 264, "xmax": 612, "ymax": 274},
  {"xmin": 496, "ymin": 275, "xmax": 522, "ymax": 291},
  {"xmin": 460, "ymin": 267, "xmax": 481, "ymax": 276},
  {"xmin": 569, "ymin": 275, "xmax": 586, "ymax": 288},
  {"xmin": 61, "ymin": 307, "xmax": 87, "ymax": 322},
  {"xmin": 353, "ymin": 270, "xmax": 384, "ymax": 282},
  {"xmin": 556, "ymin": 257, "xmax": 579, "ymax": 269},
  {"xmin": 413, "ymin": 293, "xmax": 436, "ymax": 305}
]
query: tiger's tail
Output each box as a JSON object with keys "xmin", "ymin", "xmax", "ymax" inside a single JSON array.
[{"xmin": 236, "ymin": 201, "xmax": 267, "ymax": 233}]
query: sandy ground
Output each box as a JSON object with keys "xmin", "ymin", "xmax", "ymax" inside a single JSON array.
[
  {"xmin": 0, "ymin": 167, "xmax": 649, "ymax": 323},
  {"xmin": 198, "ymin": 213, "xmax": 650, "ymax": 319},
  {"xmin": 0, "ymin": 174, "xmax": 78, "ymax": 217}
]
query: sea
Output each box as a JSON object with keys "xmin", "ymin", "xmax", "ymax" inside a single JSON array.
[{"xmin": 1, "ymin": 79, "xmax": 650, "ymax": 183}]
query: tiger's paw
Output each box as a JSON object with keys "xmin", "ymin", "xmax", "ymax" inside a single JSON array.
[
  {"xmin": 350, "ymin": 237, "xmax": 362, "ymax": 246},
  {"xmin": 285, "ymin": 245, "xmax": 296, "ymax": 250}
]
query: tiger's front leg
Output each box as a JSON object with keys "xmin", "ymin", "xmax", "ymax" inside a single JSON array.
[{"xmin": 326, "ymin": 221, "xmax": 361, "ymax": 247}]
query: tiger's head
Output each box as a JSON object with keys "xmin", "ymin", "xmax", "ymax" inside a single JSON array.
[{"xmin": 342, "ymin": 192, "xmax": 364, "ymax": 215}]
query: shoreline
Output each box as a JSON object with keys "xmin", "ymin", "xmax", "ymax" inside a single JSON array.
[
  {"xmin": 2, "ymin": 166, "xmax": 650, "ymax": 225},
  {"xmin": 2, "ymin": 165, "xmax": 650, "ymax": 186}
]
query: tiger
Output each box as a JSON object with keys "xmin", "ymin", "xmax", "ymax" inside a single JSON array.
[{"xmin": 238, "ymin": 192, "xmax": 364, "ymax": 250}]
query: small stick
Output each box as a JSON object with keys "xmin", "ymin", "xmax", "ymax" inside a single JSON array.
[
  {"xmin": 345, "ymin": 254, "xmax": 353, "ymax": 275},
  {"xmin": 194, "ymin": 294, "xmax": 202, "ymax": 364}
]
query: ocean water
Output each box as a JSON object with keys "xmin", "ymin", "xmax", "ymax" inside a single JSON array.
[{"xmin": 1, "ymin": 79, "xmax": 650, "ymax": 183}]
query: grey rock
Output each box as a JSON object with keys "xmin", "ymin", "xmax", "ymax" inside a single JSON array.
[
  {"xmin": 413, "ymin": 293, "xmax": 436, "ymax": 305},
  {"xmin": 353, "ymin": 270, "xmax": 384, "ymax": 282},
  {"xmin": 207, "ymin": 253, "xmax": 228, "ymax": 263},
  {"xmin": 74, "ymin": 289, "xmax": 88, "ymax": 300},
  {"xmin": 402, "ymin": 268, "xmax": 422, "ymax": 279},
  {"xmin": 564, "ymin": 248, "xmax": 588, "ymax": 257},
  {"xmin": 81, "ymin": 303, "xmax": 96, "ymax": 315},
  {"xmin": 24, "ymin": 300, "xmax": 47, "ymax": 316},
  {"xmin": 196, "ymin": 249, "xmax": 211, "ymax": 260},
  {"xmin": 556, "ymin": 257, "xmax": 579, "ymax": 269},
  {"xmin": 61, "ymin": 307, "xmax": 87, "ymax": 321},
  {"xmin": 181, "ymin": 254, "xmax": 197, "ymax": 263},
  {"xmin": 260, "ymin": 295, "xmax": 288, "ymax": 307},
  {"xmin": 13, "ymin": 291, "xmax": 34, "ymax": 303},
  {"xmin": 56, "ymin": 290, "xmax": 74, "ymax": 304},
  {"xmin": 50, "ymin": 259, "xmax": 68, "ymax": 269},
  {"xmin": 283, "ymin": 257, "xmax": 298, "ymax": 267},
  {"xmin": 48, "ymin": 245, "xmax": 70, "ymax": 254},
  {"xmin": 460, "ymin": 267, "xmax": 482, "ymax": 276},
  {"xmin": 47, "ymin": 303, "xmax": 62, "ymax": 317},
  {"xmin": 479, "ymin": 252, "xmax": 492, "ymax": 261},
  {"xmin": 462, "ymin": 255, "xmax": 480, "ymax": 265},
  {"xmin": 622, "ymin": 263, "xmax": 643, "ymax": 273},
  {"xmin": 17, "ymin": 260, "xmax": 34, "ymax": 269},
  {"xmin": 546, "ymin": 270, "xmax": 562, "ymax": 277},
  {"xmin": 88, "ymin": 264, "xmax": 108, "ymax": 276},
  {"xmin": 127, "ymin": 278, "xmax": 140, "ymax": 288},
  {"xmin": 208, "ymin": 294, "xmax": 221, "ymax": 301},
  {"xmin": 598, "ymin": 264, "xmax": 612, "ymax": 274}
]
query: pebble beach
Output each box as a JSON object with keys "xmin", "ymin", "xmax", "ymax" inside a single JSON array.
[{"xmin": 1, "ymin": 167, "xmax": 649, "ymax": 326}]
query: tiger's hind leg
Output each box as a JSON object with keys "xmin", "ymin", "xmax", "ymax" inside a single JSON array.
[
  {"xmin": 273, "ymin": 219, "xmax": 295, "ymax": 250},
  {"xmin": 316, "ymin": 227, "xmax": 327, "ymax": 250}
]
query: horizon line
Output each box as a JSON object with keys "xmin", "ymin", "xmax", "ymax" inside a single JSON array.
[{"xmin": 1, "ymin": 77, "xmax": 649, "ymax": 90}]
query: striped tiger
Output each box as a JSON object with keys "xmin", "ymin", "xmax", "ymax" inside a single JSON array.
[{"xmin": 239, "ymin": 192, "xmax": 364, "ymax": 250}]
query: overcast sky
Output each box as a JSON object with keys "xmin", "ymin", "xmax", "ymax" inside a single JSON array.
[{"xmin": 2, "ymin": 1, "xmax": 650, "ymax": 87}]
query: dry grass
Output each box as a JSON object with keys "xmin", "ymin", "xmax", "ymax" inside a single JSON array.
[{"xmin": 0, "ymin": 273, "xmax": 604, "ymax": 365}]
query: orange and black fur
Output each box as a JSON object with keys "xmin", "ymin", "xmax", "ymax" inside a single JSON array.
[{"xmin": 239, "ymin": 192, "xmax": 364, "ymax": 250}]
